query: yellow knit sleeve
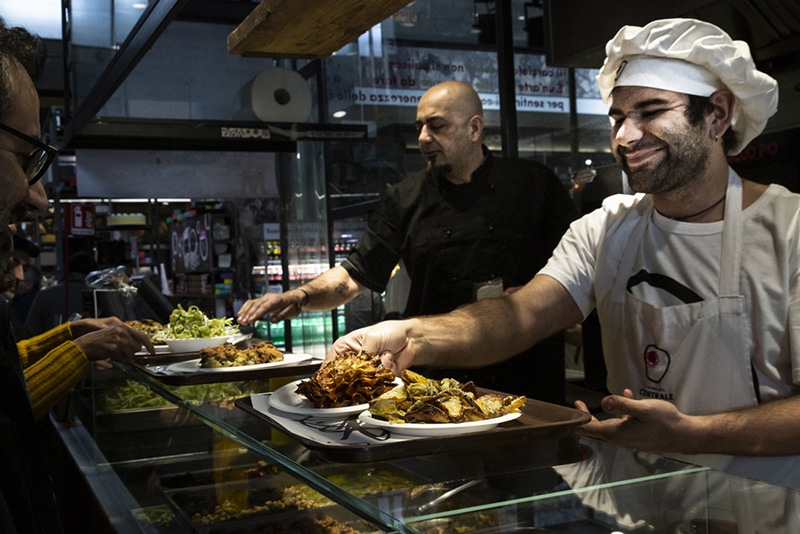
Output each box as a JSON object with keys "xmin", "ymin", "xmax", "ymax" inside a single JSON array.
[
  {"xmin": 17, "ymin": 323, "xmax": 74, "ymax": 369},
  {"xmin": 24, "ymin": 341, "xmax": 88, "ymax": 421}
]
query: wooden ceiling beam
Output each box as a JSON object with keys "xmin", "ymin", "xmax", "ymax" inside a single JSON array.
[{"xmin": 228, "ymin": 0, "xmax": 414, "ymax": 58}]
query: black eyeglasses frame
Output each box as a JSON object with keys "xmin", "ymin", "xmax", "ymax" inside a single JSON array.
[{"xmin": 0, "ymin": 122, "xmax": 58, "ymax": 186}]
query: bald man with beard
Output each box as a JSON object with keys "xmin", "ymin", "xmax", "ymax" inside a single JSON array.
[{"xmin": 238, "ymin": 80, "xmax": 578, "ymax": 403}]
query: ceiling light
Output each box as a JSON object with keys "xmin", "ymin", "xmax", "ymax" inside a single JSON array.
[
  {"xmin": 332, "ymin": 110, "xmax": 347, "ymax": 118},
  {"xmin": 132, "ymin": 2, "xmax": 147, "ymax": 8}
]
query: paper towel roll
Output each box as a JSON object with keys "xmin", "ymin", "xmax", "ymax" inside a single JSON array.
[{"xmin": 251, "ymin": 67, "xmax": 312, "ymax": 123}]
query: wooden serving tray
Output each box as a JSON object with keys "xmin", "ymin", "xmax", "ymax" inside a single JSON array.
[{"xmin": 235, "ymin": 389, "xmax": 591, "ymax": 463}]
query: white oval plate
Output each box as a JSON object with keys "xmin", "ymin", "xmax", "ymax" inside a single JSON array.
[
  {"xmin": 164, "ymin": 335, "xmax": 231, "ymax": 354},
  {"xmin": 166, "ymin": 353, "xmax": 312, "ymax": 374},
  {"xmin": 357, "ymin": 410, "xmax": 521, "ymax": 437},
  {"xmin": 268, "ymin": 378, "xmax": 394, "ymax": 418}
]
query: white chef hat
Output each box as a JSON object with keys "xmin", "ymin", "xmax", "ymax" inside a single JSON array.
[{"xmin": 596, "ymin": 18, "xmax": 778, "ymax": 155}]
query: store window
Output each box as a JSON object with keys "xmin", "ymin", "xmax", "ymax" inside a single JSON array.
[
  {"xmin": 325, "ymin": 30, "xmax": 611, "ymax": 202},
  {"xmin": 77, "ymin": 2, "xmax": 618, "ymax": 351}
]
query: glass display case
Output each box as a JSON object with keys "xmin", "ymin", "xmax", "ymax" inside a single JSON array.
[{"xmin": 53, "ymin": 361, "xmax": 800, "ymax": 533}]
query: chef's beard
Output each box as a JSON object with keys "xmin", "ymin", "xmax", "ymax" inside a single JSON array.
[
  {"xmin": 618, "ymin": 124, "xmax": 710, "ymax": 195},
  {"xmin": 426, "ymin": 162, "xmax": 452, "ymax": 182}
]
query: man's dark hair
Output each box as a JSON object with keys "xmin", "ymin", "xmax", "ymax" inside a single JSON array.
[
  {"xmin": 0, "ymin": 17, "xmax": 47, "ymax": 120},
  {"xmin": 686, "ymin": 93, "xmax": 739, "ymax": 154}
]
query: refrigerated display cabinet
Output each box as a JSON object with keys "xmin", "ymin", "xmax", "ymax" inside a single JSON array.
[{"xmin": 49, "ymin": 361, "xmax": 800, "ymax": 533}]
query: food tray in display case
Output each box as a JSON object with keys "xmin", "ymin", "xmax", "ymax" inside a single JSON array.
[
  {"xmin": 128, "ymin": 351, "xmax": 322, "ymax": 386},
  {"xmin": 235, "ymin": 388, "xmax": 591, "ymax": 463},
  {"xmin": 110, "ymin": 449, "xmax": 285, "ymax": 497},
  {"xmin": 166, "ymin": 498, "xmax": 378, "ymax": 534},
  {"xmin": 159, "ymin": 463, "xmax": 432, "ymax": 533}
]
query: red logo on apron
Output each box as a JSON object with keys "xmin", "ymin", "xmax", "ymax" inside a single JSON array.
[{"xmin": 644, "ymin": 344, "xmax": 670, "ymax": 383}]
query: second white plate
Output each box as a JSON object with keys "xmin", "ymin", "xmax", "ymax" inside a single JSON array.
[
  {"xmin": 357, "ymin": 410, "xmax": 521, "ymax": 437},
  {"xmin": 166, "ymin": 353, "xmax": 312, "ymax": 374}
]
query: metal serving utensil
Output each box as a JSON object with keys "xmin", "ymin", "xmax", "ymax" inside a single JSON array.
[
  {"xmin": 226, "ymin": 332, "xmax": 253, "ymax": 346},
  {"xmin": 416, "ymin": 479, "xmax": 482, "ymax": 513}
]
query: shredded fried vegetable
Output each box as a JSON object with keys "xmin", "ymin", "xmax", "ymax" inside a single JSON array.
[
  {"xmin": 295, "ymin": 350, "xmax": 396, "ymax": 408},
  {"xmin": 163, "ymin": 304, "xmax": 238, "ymax": 339}
]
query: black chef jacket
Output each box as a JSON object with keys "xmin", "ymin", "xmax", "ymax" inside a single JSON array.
[
  {"xmin": 0, "ymin": 297, "xmax": 64, "ymax": 533},
  {"xmin": 342, "ymin": 148, "xmax": 579, "ymax": 402}
]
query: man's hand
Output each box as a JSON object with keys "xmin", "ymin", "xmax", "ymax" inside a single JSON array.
[
  {"xmin": 574, "ymin": 389, "xmax": 700, "ymax": 454},
  {"xmin": 326, "ymin": 320, "xmax": 415, "ymax": 374},
  {"xmin": 237, "ymin": 292, "xmax": 303, "ymax": 325},
  {"xmin": 73, "ymin": 322, "xmax": 154, "ymax": 364}
]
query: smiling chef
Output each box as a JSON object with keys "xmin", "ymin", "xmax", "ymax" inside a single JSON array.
[{"xmin": 326, "ymin": 17, "xmax": 800, "ymax": 497}]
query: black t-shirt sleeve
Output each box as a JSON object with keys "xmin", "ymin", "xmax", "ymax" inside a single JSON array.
[{"xmin": 342, "ymin": 183, "xmax": 406, "ymax": 293}]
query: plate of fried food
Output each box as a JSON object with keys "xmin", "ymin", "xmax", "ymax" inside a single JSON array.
[
  {"xmin": 127, "ymin": 319, "xmax": 171, "ymax": 353},
  {"xmin": 269, "ymin": 350, "xmax": 398, "ymax": 417},
  {"xmin": 357, "ymin": 369, "xmax": 525, "ymax": 436},
  {"xmin": 166, "ymin": 341, "xmax": 311, "ymax": 373},
  {"xmin": 357, "ymin": 411, "xmax": 521, "ymax": 437}
]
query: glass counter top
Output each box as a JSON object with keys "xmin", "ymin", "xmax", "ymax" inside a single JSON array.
[{"xmin": 75, "ymin": 362, "xmax": 800, "ymax": 533}]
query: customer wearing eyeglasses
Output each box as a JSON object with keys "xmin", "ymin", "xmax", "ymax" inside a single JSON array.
[
  {"xmin": 0, "ymin": 17, "xmax": 65, "ymax": 532},
  {"xmin": 0, "ymin": 17, "xmax": 153, "ymax": 533}
]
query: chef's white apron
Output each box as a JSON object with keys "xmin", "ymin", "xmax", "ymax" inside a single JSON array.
[
  {"xmin": 585, "ymin": 169, "xmax": 800, "ymax": 529},
  {"xmin": 599, "ymin": 169, "xmax": 756, "ymax": 416}
]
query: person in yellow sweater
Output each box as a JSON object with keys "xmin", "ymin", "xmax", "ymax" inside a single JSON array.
[
  {"xmin": 18, "ymin": 316, "xmax": 154, "ymax": 420},
  {"xmin": 2, "ymin": 232, "xmax": 154, "ymax": 421}
]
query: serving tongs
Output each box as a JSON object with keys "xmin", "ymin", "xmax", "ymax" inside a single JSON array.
[
  {"xmin": 415, "ymin": 479, "xmax": 482, "ymax": 513},
  {"xmin": 226, "ymin": 332, "xmax": 253, "ymax": 346}
]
